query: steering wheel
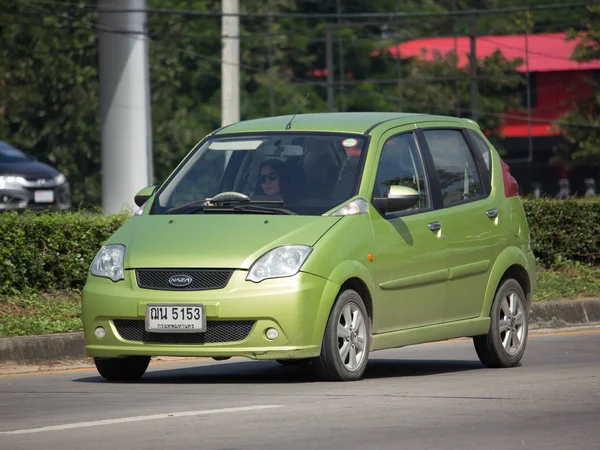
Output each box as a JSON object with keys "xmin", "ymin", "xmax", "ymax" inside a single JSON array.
[{"xmin": 209, "ymin": 191, "xmax": 250, "ymax": 204}]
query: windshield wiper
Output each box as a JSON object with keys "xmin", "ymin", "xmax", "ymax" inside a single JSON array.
[
  {"xmin": 166, "ymin": 200, "xmax": 206, "ymax": 215},
  {"xmin": 204, "ymin": 204, "xmax": 297, "ymax": 215},
  {"xmin": 166, "ymin": 198, "xmax": 296, "ymax": 215}
]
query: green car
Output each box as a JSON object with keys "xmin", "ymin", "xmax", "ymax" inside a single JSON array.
[{"xmin": 82, "ymin": 112, "xmax": 535, "ymax": 382}]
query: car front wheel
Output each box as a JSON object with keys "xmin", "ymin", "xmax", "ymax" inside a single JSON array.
[
  {"xmin": 94, "ymin": 356, "xmax": 151, "ymax": 381},
  {"xmin": 314, "ymin": 289, "xmax": 370, "ymax": 381},
  {"xmin": 473, "ymin": 278, "xmax": 529, "ymax": 368}
]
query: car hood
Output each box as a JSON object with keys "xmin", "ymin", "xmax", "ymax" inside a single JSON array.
[
  {"xmin": 0, "ymin": 160, "xmax": 60, "ymax": 178},
  {"xmin": 111, "ymin": 214, "xmax": 343, "ymax": 269}
]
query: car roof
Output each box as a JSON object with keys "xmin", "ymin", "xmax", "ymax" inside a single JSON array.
[{"xmin": 213, "ymin": 112, "xmax": 471, "ymax": 136}]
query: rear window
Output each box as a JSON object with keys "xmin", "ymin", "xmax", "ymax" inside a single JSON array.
[{"xmin": 466, "ymin": 130, "xmax": 492, "ymax": 173}]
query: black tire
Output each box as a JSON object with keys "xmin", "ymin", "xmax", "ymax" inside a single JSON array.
[
  {"xmin": 474, "ymin": 278, "xmax": 529, "ymax": 368},
  {"xmin": 275, "ymin": 359, "xmax": 313, "ymax": 366},
  {"xmin": 94, "ymin": 356, "xmax": 151, "ymax": 381},
  {"xmin": 314, "ymin": 289, "xmax": 371, "ymax": 381}
]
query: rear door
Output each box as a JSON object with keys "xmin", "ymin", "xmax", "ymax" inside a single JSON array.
[{"xmin": 416, "ymin": 125, "xmax": 502, "ymax": 323}]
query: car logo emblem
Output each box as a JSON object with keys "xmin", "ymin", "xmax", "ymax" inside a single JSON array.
[
  {"xmin": 37, "ymin": 178, "xmax": 46, "ymax": 186},
  {"xmin": 168, "ymin": 275, "xmax": 193, "ymax": 287}
]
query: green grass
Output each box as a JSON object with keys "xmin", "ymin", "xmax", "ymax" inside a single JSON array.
[
  {"xmin": 0, "ymin": 291, "xmax": 82, "ymax": 338},
  {"xmin": 0, "ymin": 263, "xmax": 599, "ymax": 337},
  {"xmin": 535, "ymin": 262, "xmax": 600, "ymax": 302}
]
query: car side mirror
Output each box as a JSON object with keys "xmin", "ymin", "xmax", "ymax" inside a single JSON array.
[
  {"xmin": 373, "ymin": 185, "xmax": 420, "ymax": 213},
  {"xmin": 134, "ymin": 185, "xmax": 158, "ymax": 207}
]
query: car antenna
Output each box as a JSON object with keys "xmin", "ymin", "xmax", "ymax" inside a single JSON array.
[{"xmin": 285, "ymin": 92, "xmax": 310, "ymax": 130}]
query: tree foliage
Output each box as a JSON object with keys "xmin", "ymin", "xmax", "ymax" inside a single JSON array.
[
  {"xmin": 554, "ymin": 5, "xmax": 600, "ymax": 168},
  {"xmin": 0, "ymin": 0, "xmax": 591, "ymax": 206}
]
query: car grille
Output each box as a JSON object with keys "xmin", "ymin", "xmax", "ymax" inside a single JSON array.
[
  {"xmin": 136, "ymin": 269, "xmax": 233, "ymax": 291},
  {"xmin": 113, "ymin": 320, "xmax": 255, "ymax": 344}
]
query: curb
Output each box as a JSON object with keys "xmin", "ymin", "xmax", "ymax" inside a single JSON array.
[
  {"xmin": 0, "ymin": 332, "xmax": 86, "ymax": 366},
  {"xmin": 529, "ymin": 298, "xmax": 600, "ymax": 329},
  {"xmin": 1, "ymin": 299, "xmax": 599, "ymax": 367}
]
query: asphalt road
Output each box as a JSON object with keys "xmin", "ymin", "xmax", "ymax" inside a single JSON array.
[{"xmin": 1, "ymin": 328, "xmax": 599, "ymax": 450}]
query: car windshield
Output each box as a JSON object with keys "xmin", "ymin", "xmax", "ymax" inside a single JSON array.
[
  {"xmin": 152, "ymin": 133, "xmax": 368, "ymax": 216},
  {"xmin": 0, "ymin": 142, "xmax": 30, "ymax": 162}
]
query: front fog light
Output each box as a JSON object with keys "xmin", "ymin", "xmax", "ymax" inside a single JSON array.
[
  {"xmin": 95, "ymin": 327, "xmax": 106, "ymax": 339},
  {"xmin": 266, "ymin": 328, "xmax": 279, "ymax": 340}
]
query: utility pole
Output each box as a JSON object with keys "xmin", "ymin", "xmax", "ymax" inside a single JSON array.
[
  {"xmin": 336, "ymin": 0, "xmax": 345, "ymax": 112},
  {"xmin": 222, "ymin": 0, "xmax": 240, "ymax": 127},
  {"xmin": 524, "ymin": 4, "xmax": 534, "ymax": 194},
  {"xmin": 98, "ymin": 0, "xmax": 151, "ymax": 215},
  {"xmin": 453, "ymin": 0, "xmax": 460, "ymax": 117},
  {"xmin": 395, "ymin": 0, "xmax": 403, "ymax": 111},
  {"xmin": 267, "ymin": 0, "xmax": 275, "ymax": 116},
  {"xmin": 326, "ymin": 26, "xmax": 335, "ymax": 112},
  {"xmin": 469, "ymin": 15, "xmax": 478, "ymax": 121}
]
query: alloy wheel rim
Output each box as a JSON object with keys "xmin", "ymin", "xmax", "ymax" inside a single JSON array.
[
  {"xmin": 336, "ymin": 302, "xmax": 367, "ymax": 371},
  {"xmin": 498, "ymin": 289, "xmax": 526, "ymax": 356}
]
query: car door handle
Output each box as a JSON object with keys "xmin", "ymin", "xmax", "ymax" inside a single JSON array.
[
  {"xmin": 486, "ymin": 209, "xmax": 498, "ymax": 219},
  {"xmin": 428, "ymin": 221, "xmax": 441, "ymax": 232}
]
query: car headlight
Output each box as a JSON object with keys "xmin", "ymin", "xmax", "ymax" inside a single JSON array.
[
  {"xmin": 54, "ymin": 173, "xmax": 66, "ymax": 185},
  {"xmin": 90, "ymin": 244, "xmax": 125, "ymax": 282},
  {"xmin": 246, "ymin": 245, "xmax": 312, "ymax": 283},
  {"xmin": 0, "ymin": 175, "xmax": 27, "ymax": 189}
]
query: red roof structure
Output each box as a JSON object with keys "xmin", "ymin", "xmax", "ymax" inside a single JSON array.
[
  {"xmin": 385, "ymin": 32, "xmax": 600, "ymax": 73},
  {"xmin": 313, "ymin": 33, "xmax": 598, "ymax": 138}
]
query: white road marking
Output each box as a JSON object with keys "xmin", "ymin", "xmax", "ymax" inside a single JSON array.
[{"xmin": 0, "ymin": 405, "xmax": 283, "ymax": 436}]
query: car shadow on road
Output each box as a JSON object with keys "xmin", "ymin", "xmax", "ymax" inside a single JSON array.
[{"xmin": 73, "ymin": 358, "xmax": 485, "ymax": 384}]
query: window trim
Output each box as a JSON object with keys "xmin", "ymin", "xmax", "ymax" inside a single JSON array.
[
  {"xmin": 370, "ymin": 130, "xmax": 435, "ymax": 219},
  {"xmin": 415, "ymin": 126, "xmax": 489, "ymax": 209},
  {"xmin": 463, "ymin": 129, "xmax": 493, "ymax": 196}
]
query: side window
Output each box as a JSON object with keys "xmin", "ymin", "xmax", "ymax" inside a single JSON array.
[
  {"xmin": 372, "ymin": 133, "xmax": 430, "ymax": 212},
  {"xmin": 466, "ymin": 129, "xmax": 492, "ymax": 174},
  {"xmin": 423, "ymin": 129, "xmax": 483, "ymax": 207}
]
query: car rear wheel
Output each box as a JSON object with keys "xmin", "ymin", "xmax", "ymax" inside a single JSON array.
[
  {"xmin": 473, "ymin": 279, "xmax": 529, "ymax": 368},
  {"xmin": 314, "ymin": 289, "xmax": 370, "ymax": 381},
  {"xmin": 94, "ymin": 356, "xmax": 151, "ymax": 381}
]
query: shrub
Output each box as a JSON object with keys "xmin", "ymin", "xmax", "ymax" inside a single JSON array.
[
  {"xmin": 522, "ymin": 198, "xmax": 600, "ymax": 267},
  {"xmin": 0, "ymin": 199, "xmax": 598, "ymax": 295},
  {"xmin": 0, "ymin": 211, "xmax": 128, "ymax": 295}
]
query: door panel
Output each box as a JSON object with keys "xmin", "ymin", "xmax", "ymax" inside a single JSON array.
[
  {"xmin": 442, "ymin": 199, "xmax": 500, "ymax": 321},
  {"xmin": 418, "ymin": 126, "xmax": 501, "ymax": 322},
  {"xmin": 369, "ymin": 129, "xmax": 447, "ymax": 333},
  {"xmin": 371, "ymin": 211, "xmax": 447, "ymax": 332}
]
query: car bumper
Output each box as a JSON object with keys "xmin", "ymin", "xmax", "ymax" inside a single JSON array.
[
  {"xmin": 82, "ymin": 270, "xmax": 340, "ymax": 360},
  {"xmin": 0, "ymin": 183, "xmax": 71, "ymax": 211}
]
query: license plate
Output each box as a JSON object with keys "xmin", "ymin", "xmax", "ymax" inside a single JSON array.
[
  {"xmin": 34, "ymin": 190, "xmax": 54, "ymax": 203},
  {"xmin": 145, "ymin": 304, "xmax": 206, "ymax": 333}
]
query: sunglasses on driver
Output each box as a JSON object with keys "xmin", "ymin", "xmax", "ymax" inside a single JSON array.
[{"xmin": 259, "ymin": 172, "xmax": 279, "ymax": 184}]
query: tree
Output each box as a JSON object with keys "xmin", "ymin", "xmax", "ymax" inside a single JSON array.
[
  {"xmin": 553, "ymin": 5, "xmax": 600, "ymax": 169},
  {"xmin": 1, "ymin": 0, "xmax": 591, "ymax": 207},
  {"xmin": 0, "ymin": 2, "xmax": 101, "ymax": 208}
]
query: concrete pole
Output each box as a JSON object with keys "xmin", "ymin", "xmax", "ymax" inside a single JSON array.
[
  {"xmin": 336, "ymin": 0, "xmax": 345, "ymax": 112},
  {"xmin": 469, "ymin": 15, "xmax": 478, "ymax": 121},
  {"xmin": 98, "ymin": 0, "xmax": 151, "ymax": 214},
  {"xmin": 222, "ymin": 0, "xmax": 240, "ymax": 127},
  {"xmin": 326, "ymin": 26, "xmax": 335, "ymax": 112}
]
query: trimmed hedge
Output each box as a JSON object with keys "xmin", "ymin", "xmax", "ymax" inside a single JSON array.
[
  {"xmin": 523, "ymin": 199, "xmax": 600, "ymax": 267},
  {"xmin": 0, "ymin": 199, "xmax": 598, "ymax": 295},
  {"xmin": 0, "ymin": 211, "xmax": 128, "ymax": 295}
]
